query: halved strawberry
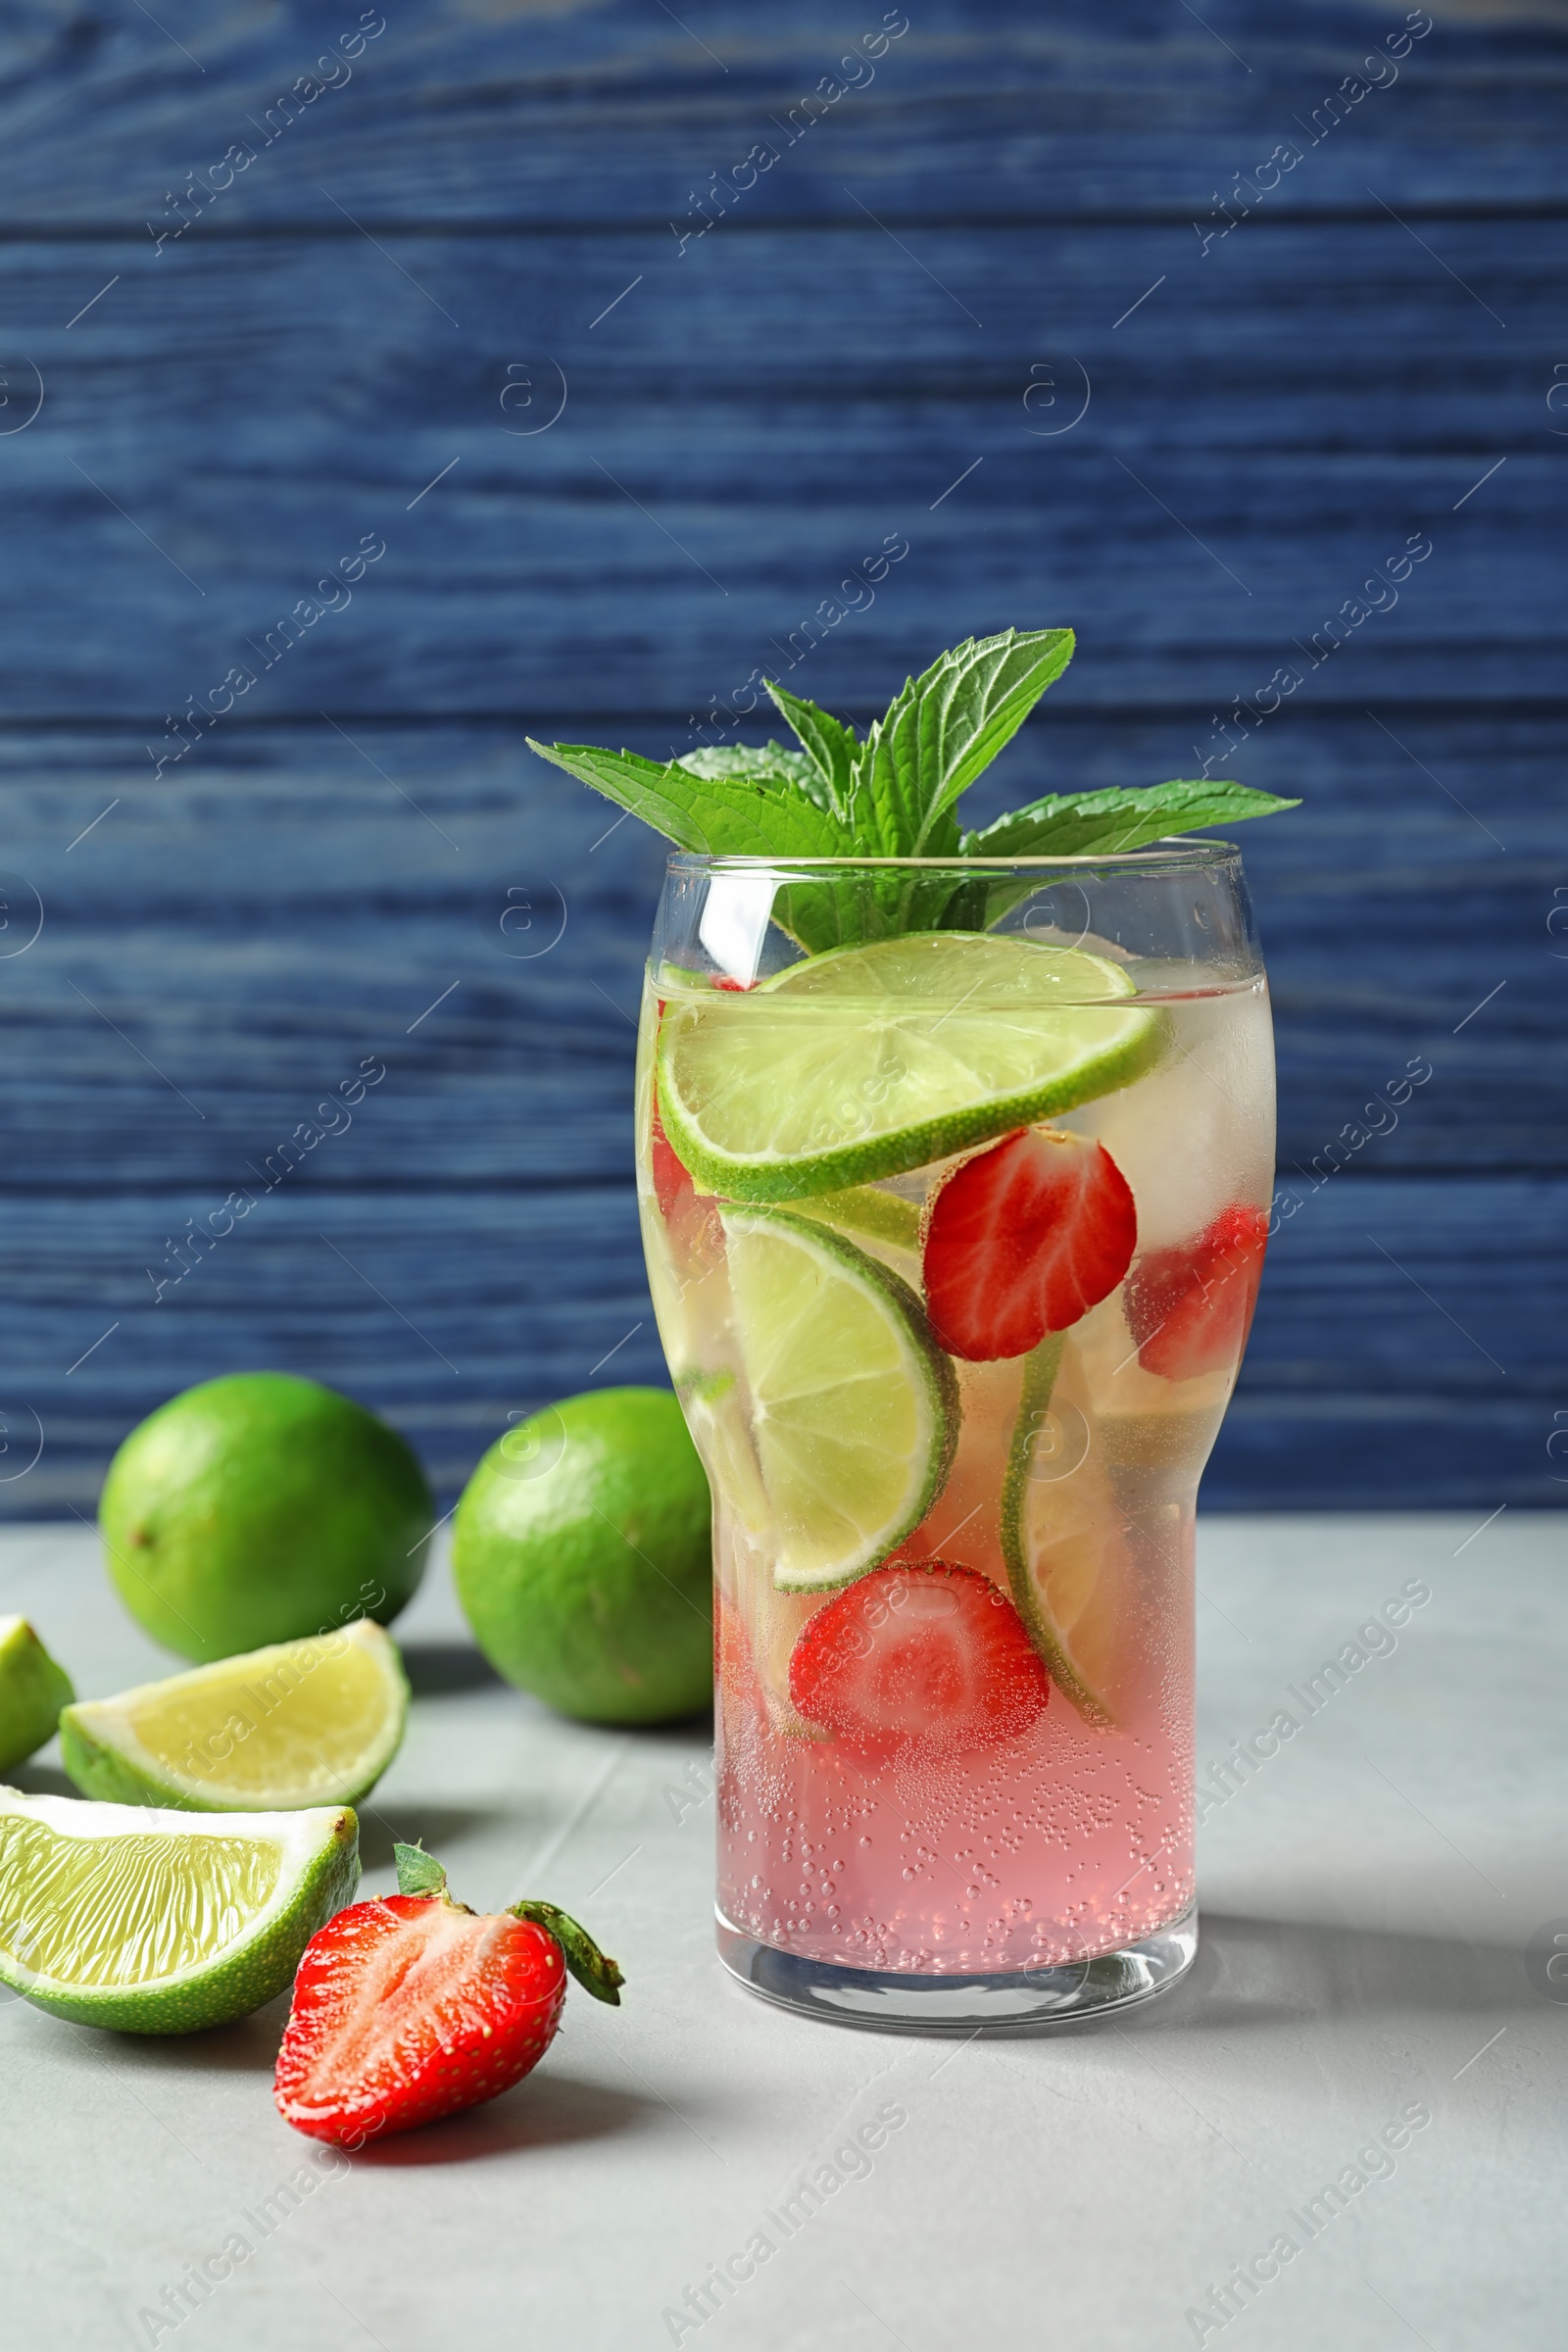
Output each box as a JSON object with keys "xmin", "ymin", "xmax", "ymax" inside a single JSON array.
[
  {"xmin": 1123, "ymin": 1202, "xmax": 1269, "ymax": 1382},
  {"xmin": 273, "ymin": 1844, "xmax": 621, "ymax": 2146},
  {"xmin": 788, "ymin": 1560, "xmax": 1050, "ymax": 1759},
  {"xmin": 922, "ymin": 1128, "xmax": 1138, "ymax": 1361}
]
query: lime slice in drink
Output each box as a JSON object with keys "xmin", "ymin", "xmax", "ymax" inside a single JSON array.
[
  {"xmin": 0, "ymin": 1788, "xmax": 360, "ymax": 2033},
  {"xmin": 719, "ymin": 1207, "xmax": 958, "ymax": 1591},
  {"xmin": 659, "ymin": 932, "xmax": 1163, "ymax": 1201},
  {"xmin": 1000, "ymin": 1339, "xmax": 1135, "ymax": 1726},
  {"xmin": 786, "ymin": 1184, "xmax": 921, "ymax": 1251},
  {"xmin": 59, "ymin": 1620, "xmax": 407, "ymax": 1812}
]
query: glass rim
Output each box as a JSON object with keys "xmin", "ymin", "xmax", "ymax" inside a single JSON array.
[{"xmin": 668, "ymin": 838, "xmax": 1244, "ymax": 875}]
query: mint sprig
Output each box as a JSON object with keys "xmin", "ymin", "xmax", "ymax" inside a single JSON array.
[{"xmin": 526, "ymin": 627, "xmax": 1297, "ymax": 951}]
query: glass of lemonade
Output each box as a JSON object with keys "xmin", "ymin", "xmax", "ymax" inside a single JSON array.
[{"xmin": 636, "ymin": 848, "xmax": 1273, "ymax": 2030}]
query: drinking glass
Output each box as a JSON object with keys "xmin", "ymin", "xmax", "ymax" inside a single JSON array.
[{"xmin": 636, "ymin": 849, "xmax": 1273, "ymax": 2029}]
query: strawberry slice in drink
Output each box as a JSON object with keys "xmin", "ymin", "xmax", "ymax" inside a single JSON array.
[
  {"xmin": 922, "ymin": 1127, "xmax": 1138, "ymax": 1361},
  {"xmin": 650, "ymin": 1085, "xmax": 693, "ymax": 1222},
  {"xmin": 1123, "ymin": 1202, "xmax": 1269, "ymax": 1381},
  {"xmin": 788, "ymin": 1560, "xmax": 1050, "ymax": 1759},
  {"xmin": 651, "ymin": 1088, "xmax": 726, "ymax": 1285}
]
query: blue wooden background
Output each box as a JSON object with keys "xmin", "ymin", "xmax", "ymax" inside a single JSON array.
[{"xmin": 0, "ymin": 0, "xmax": 1561, "ymax": 1516}]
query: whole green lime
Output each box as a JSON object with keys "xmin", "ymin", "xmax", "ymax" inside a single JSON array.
[
  {"xmin": 100, "ymin": 1373, "xmax": 433, "ymax": 1661},
  {"xmin": 453, "ymin": 1387, "xmax": 712, "ymax": 1725}
]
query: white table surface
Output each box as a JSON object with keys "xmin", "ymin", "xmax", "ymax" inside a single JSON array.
[{"xmin": 2, "ymin": 1510, "xmax": 1562, "ymax": 2352}]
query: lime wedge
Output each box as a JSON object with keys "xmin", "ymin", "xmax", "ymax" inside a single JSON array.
[
  {"xmin": 1000, "ymin": 1341, "xmax": 1135, "ymax": 1725},
  {"xmin": 0, "ymin": 1788, "xmax": 359, "ymax": 2033},
  {"xmin": 0, "ymin": 1617, "xmax": 74, "ymax": 1775},
  {"xmin": 659, "ymin": 932, "xmax": 1163, "ymax": 1201},
  {"xmin": 719, "ymin": 1207, "xmax": 958, "ymax": 1591},
  {"xmin": 59, "ymin": 1620, "xmax": 408, "ymax": 1812}
]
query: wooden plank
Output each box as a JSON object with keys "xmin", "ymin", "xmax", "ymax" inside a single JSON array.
[
  {"xmin": 1208, "ymin": 1170, "xmax": 1562, "ymax": 1508},
  {"xmin": 1, "ymin": 2, "xmax": 1564, "ymax": 223},
  {"xmin": 0, "ymin": 1184, "xmax": 665, "ymax": 1517},
  {"xmin": 0, "ymin": 1173, "xmax": 1552, "ymax": 1519},
  {"xmin": 1205, "ymin": 1393, "xmax": 1551, "ymax": 1512},
  {"xmin": 0, "ymin": 711, "xmax": 1555, "ymax": 1185},
  {"xmin": 0, "ymin": 221, "xmax": 1558, "ymax": 716}
]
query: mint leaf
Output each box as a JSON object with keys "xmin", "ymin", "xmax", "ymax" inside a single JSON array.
[
  {"xmin": 526, "ymin": 738, "xmax": 845, "ymax": 858},
  {"xmin": 763, "ymin": 682, "xmax": 858, "ymax": 819},
  {"xmin": 852, "ymin": 627, "xmax": 1076, "ymax": 856},
  {"xmin": 962, "ymin": 779, "xmax": 1299, "ymax": 860},
  {"xmin": 680, "ymin": 742, "xmax": 813, "ymax": 787},
  {"xmin": 943, "ymin": 779, "xmax": 1300, "ymax": 933},
  {"xmin": 680, "ymin": 740, "xmax": 835, "ymax": 816}
]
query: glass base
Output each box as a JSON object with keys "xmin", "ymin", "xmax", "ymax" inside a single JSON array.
[{"xmin": 715, "ymin": 1903, "xmax": 1198, "ymax": 2034}]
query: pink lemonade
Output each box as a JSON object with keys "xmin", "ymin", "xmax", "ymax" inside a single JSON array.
[{"xmin": 637, "ymin": 900, "xmax": 1274, "ymax": 2009}]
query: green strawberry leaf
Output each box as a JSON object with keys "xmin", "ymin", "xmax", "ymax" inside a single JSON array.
[
  {"xmin": 510, "ymin": 1898, "xmax": 625, "ymax": 2006},
  {"xmin": 852, "ymin": 627, "xmax": 1076, "ymax": 855},
  {"xmin": 962, "ymin": 779, "xmax": 1299, "ymax": 859},
  {"xmin": 393, "ymin": 1841, "xmax": 449, "ymax": 1899},
  {"xmin": 763, "ymin": 681, "xmax": 858, "ymax": 819},
  {"xmin": 525, "ymin": 738, "xmax": 846, "ymax": 858}
]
